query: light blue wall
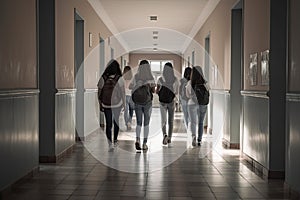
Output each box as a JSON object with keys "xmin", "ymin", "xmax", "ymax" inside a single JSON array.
[
  {"xmin": 286, "ymin": 97, "xmax": 300, "ymax": 192},
  {"xmin": 209, "ymin": 90, "xmax": 229, "ymax": 143},
  {"xmin": 0, "ymin": 91, "xmax": 39, "ymax": 191},
  {"xmin": 242, "ymin": 93, "xmax": 269, "ymax": 169},
  {"xmin": 55, "ymin": 91, "xmax": 76, "ymax": 155},
  {"xmin": 84, "ymin": 90, "xmax": 100, "ymax": 138}
]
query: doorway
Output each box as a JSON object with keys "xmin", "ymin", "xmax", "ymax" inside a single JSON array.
[
  {"xmin": 205, "ymin": 35, "xmax": 211, "ymax": 133},
  {"xmin": 74, "ymin": 11, "xmax": 84, "ymax": 140}
]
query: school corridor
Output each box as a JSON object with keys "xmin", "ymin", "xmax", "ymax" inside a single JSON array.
[
  {"xmin": 1, "ymin": 0, "xmax": 300, "ymax": 199},
  {"xmin": 2, "ymin": 109, "xmax": 292, "ymax": 200}
]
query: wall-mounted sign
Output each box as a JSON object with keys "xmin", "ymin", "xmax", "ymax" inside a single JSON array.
[
  {"xmin": 261, "ymin": 50, "xmax": 269, "ymax": 86},
  {"xmin": 249, "ymin": 53, "xmax": 258, "ymax": 86}
]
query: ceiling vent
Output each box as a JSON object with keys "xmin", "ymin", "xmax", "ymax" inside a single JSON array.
[{"xmin": 150, "ymin": 15, "xmax": 158, "ymax": 21}]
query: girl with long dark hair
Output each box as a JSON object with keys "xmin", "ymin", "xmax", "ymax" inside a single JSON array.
[
  {"xmin": 186, "ymin": 66, "xmax": 208, "ymax": 146},
  {"xmin": 156, "ymin": 62, "xmax": 179, "ymax": 146},
  {"xmin": 97, "ymin": 59, "xmax": 125, "ymax": 152},
  {"xmin": 129, "ymin": 60, "xmax": 156, "ymax": 151}
]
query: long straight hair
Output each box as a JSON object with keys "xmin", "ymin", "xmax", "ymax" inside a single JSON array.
[
  {"xmin": 135, "ymin": 60, "xmax": 154, "ymax": 81},
  {"xmin": 162, "ymin": 62, "xmax": 176, "ymax": 83},
  {"xmin": 191, "ymin": 66, "xmax": 207, "ymax": 88},
  {"xmin": 102, "ymin": 59, "xmax": 122, "ymax": 77},
  {"xmin": 183, "ymin": 67, "xmax": 192, "ymax": 81}
]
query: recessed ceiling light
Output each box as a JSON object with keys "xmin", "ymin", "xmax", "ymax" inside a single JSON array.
[
  {"xmin": 150, "ymin": 15, "xmax": 158, "ymax": 21},
  {"xmin": 153, "ymin": 44, "xmax": 158, "ymax": 46},
  {"xmin": 153, "ymin": 36, "xmax": 158, "ymax": 39},
  {"xmin": 153, "ymin": 31, "xmax": 159, "ymax": 35},
  {"xmin": 153, "ymin": 48, "xmax": 158, "ymax": 51}
]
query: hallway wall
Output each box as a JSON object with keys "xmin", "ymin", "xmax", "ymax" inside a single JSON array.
[
  {"xmin": 54, "ymin": 0, "xmax": 115, "ymax": 142},
  {"xmin": 243, "ymin": 0, "xmax": 270, "ymax": 91},
  {"xmin": 183, "ymin": 0, "xmax": 237, "ymax": 145},
  {"xmin": 0, "ymin": 0, "xmax": 39, "ymax": 191},
  {"xmin": 0, "ymin": 0, "xmax": 37, "ymax": 90},
  {"xmin": 241, "ymin": 0, "xmax": 271, "ymax": 174},
  {"xmin": 286, "ymin": 0, "xmax": 300, "ymax": 192}
]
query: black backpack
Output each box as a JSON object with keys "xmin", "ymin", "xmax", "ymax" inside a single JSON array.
[
  {"xmin": 193, "ymin": 84, "xmax": 209, "ymax": 105},
  {"xmin": 132, "ymin": 81, "xmax": 152, "ymax": 105},
  {"xmin": 179, "ymin": 79, "xmax": 188, "ymax": 101},
  {"xmin": 158, "ymin": 80, "xmax": 175, "ymax": 103},
  {"xmin": 100, "ymin": 75, "xmax": 122, "ymax": 106}
]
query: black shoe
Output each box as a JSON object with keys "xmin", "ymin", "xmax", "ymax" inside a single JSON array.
[
  {"xmin": 192, "ymin": 136, "xmax": 196, "ymax": 147},
  {"xmin": 162, "ymin": 134, "xmax": 168, "ymax": 145},
  {"xmin": 135, "ymin": 141, "xmax": 141, "ymax": 150},
  {"xmin": 198, "ymin": 141, "xmax": 202, "ymax": 146}
]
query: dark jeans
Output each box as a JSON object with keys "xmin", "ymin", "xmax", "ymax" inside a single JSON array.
[{"xmin": 103, "ymin": 106, "xmax": 122, "ymax": 143}]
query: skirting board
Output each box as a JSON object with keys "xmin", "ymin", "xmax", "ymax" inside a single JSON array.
[
  {"xmin": 0, "ymin": 167, "xmax": 39, "ymax": 198},
  {"xmin": 39, "ymin": 144, "xmax": 75, "ymax": 163},
  {"xmin": 243, "ymin": 153, "xmax": 285, "ymax": 179},
  {"xmin": 222, "ymin": 138, "xmax": 240, "ymax": 149}
]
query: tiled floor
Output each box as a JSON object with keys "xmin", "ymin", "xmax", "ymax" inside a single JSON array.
[{"xmin": 4, "ymin": 109, "xmax": 294, "ymax": 199}]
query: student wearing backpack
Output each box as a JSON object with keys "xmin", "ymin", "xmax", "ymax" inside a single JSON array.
[
  {"xmin": 129, "ymin": 60, "xmax": 156, "ymax": 151},
  {"xmin": 97, "ymin": 59, "xmax": 125, "ymax": 152},
  {"xmin": 179, "ymin": 67, "xmax": 192, "ymax": 129},
  {"xmin": 186, "ymin": 66, "xmax": 209, "ymax": 146},
  {"xmin": 123, "ymin": 66, "xmax": 135, "ymax": 131},
  {"xmin": 156, "ymin": 62, "xmax": 179, "ymax": 146}
]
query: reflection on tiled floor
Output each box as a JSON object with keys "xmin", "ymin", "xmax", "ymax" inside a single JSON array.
[{"xmin": 4, "ymin": 109, "xmax": 293, "ymax": 200}]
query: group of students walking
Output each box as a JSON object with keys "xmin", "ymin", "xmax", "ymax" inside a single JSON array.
[{"xmin": 97, "ymin": 59, "xmax": 209, "ymax": 152}]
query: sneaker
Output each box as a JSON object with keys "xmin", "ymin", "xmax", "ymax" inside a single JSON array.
[
  {"xmin": 108, "ymin": 144, "xmax": 114, "ymax": 152},
  {"xmin": 142, "ymin": 143, "xmax": 148, "ymax": 151},
  {"xmin": 135, "ymin": 141, "xmax": 141, "ymax": 150},
  {"xmin": 192, "ymin": 136, "xmax": 196, "ymax": 147},
  {"xmin": 167, "ymin": 138, "xmax": 171, "ymax": 144},
  {"xmin": 114, "ymin": 140, "xmax": 119, "ymax": 147},
  {"xmin": 127, "ymin": 122, "xmax": 131, "ymax": 131},
  {"xmin": 162, "ymin": 134, "xmax": 168, "ymax": 145},
  {"xmin": 198, "ymin": 140, "xmax": 202, "ymax": 146}
]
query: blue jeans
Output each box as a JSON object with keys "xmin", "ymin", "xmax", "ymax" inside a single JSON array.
[
  {"xmin": 104, "ymin": 106, "xmax": 122, "ymax": 143},
  {"xmin": 124, "ymin": 95, "xmax": 134, "ymax": 125},
  {"xmin": 188, "ymin": 104, "xmax": 207, "ymax": 142},
  {"xmin": 159, "ymin": 101, "xmax": 175, "ymax": 139},
  {"xmin": 180, "ymin": 97, "xmax": 189, "ymax": 129},
  {"xmin": 135, "ymin": 102, "xmax": 152, "ymax": 143}
]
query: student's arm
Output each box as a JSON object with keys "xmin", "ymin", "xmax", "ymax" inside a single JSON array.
[
  {"xmin": 97, "ymin": 77, "xmax": 104, "ymax": 103},
  {"xmin": 186, "ymin": 81, "xmax": 192, "ymax": 98},
  {"xmin": 155, "ymin": 78, "xmax": 162, "ymax": 94},
  {"xmin": 119, "ymin": 77, "xmax": 126, "ymax": 109}
]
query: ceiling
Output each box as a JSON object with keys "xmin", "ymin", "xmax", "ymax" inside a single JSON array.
[{"xmin": 88, "ymin": 0, "xmax": 220, "ymax": 54}]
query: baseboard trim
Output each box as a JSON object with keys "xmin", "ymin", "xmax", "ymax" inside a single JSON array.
[
  {"xmin": 242, "ymin": 153, "xmax": 285, "ymax": 179},
  {"xmin": 284, "ymin": 182, "xmax": 300, "ymax": 199},
  {"xmin": 39, "ymin": 144, "xmax": 75, "ymax": 163},
  {"xmin": 222, "ymin": 138, "xmax": 240, "ymax": 149},
  {"xmin": 76, "ymin": 129, "xmax": 99, "ymax": 142},
  {"xmin": 0, "ymin": 166, "xmax": 39, "ymax": 198}
]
